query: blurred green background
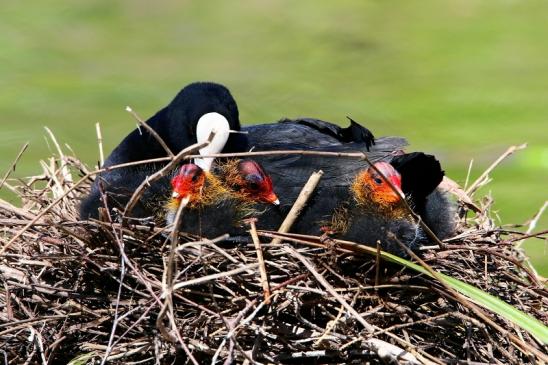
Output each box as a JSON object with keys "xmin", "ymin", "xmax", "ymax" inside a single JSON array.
[{"xmin": 1, "ymin": 1, "xmax": 546, "ymax": 273}]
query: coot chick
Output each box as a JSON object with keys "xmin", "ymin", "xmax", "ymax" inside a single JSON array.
[
  {"xmin": 330, "ymin": 157, "xmax": 454, "ymax": 257},
  {"xmin": 80, "ymin": 82, "xmax": 242, "ymax": 219},
  {"xmin": 328, "ymin": 162, "xmax": 426, "ymax": 257},
  {"xmin": 214, "ymin": 159, "xmax": 279, "ymax": 206}
]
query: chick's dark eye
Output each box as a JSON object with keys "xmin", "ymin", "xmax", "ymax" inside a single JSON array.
[
  {"xmin": 374, "ymin": 177, "xmax": 383, "ymax": 185},
  {"xmin": 245, "ymin": 174, "xmax": 262, "ymax": 191},
  {"xmin": 191, "ymin": 174, "xmax": 200, "ymax": 182},
  {"xmin": 247, "ymin": 182, "xmax": 259, "ymax": 190}
]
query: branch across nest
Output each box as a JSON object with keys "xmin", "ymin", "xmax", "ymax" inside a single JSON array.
[{"xmin": 0, "ymin": 134, "xmax": 546, "ymax": 364}]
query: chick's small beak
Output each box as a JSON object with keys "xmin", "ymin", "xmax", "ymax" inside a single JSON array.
[{"xmin": 264, "ymin": 192, "xmax": 280, "ymax": 206}]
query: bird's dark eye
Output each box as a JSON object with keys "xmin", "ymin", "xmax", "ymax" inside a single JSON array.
[
  {"xmin": 374, "ymin": 177, "xmax": 383, "ymax": 185},
  {"xmin": 192, "ymin": 174, "xmax": 200, "ymax": 182},
  {"xmin": 245, "ymin": 174, "xmax": 262, "ymax": 191}
]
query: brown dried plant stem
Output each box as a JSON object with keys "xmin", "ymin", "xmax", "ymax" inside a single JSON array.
[
  {"xmin": 246, "ymin": 219, "xmax": 271, "ymax": 304},
  {"xmin": 95, "ymin": 122, "xmax": 104, "ymax": 167},
  {"xmin": 0, "ymin": 142, "xmax": 29, "ymax": 191},
  {"xmin": 466, "ymin": 143, "xmax": 527, "ymax": 196},
  {"xmin": 125, "ymin": 106, "xmax": 175, "ymax": 158},
  {"xmin": 271, "ymin": 170, "xmax": 324, "ymax": 245},
  {"xmin": 156, "ymin": 198, "xmax": 199, "ymax": 364}
]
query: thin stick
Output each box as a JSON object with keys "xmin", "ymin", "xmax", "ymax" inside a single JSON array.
[
  {"xmin": 186, "ymin": 150, "xmax": 367, "ymax": 159},
  {"xmin": 95, "ymin": 122, "xmax": 104, "ymax": 167},
  {"xmin": 515, "ymin": 201, "xmax": 548, "ymax": 280},
  {"xmin": 464, "ymin": 159, "xmax": 474, "ymax": 191},
  {"xmin": 155, "ymin": 197, "xmax": 200, "ymax": 364},
  {"xmin": 466, "ymin": 144, "xmax": 527, "ymax": 195},
  {"xmin": 172, "ymin": 263, "xmax": 259, "ymax": 290},
  {"xmin": 271, "ymin": 170, "xmax": 324, "ymax": 245},
  {"xmin": 126, "ymin": 106, "xmax": 174, "ymax": 158},
  {"xmin": 0, "ymin": 142, "xmax": 29, "ymax": 191},
  {"xmin": 100, "ymin": 235, "xmax": 126, "ymax": 365},
  {"xmin": 516, "ymin": 201, "xmax": 547, "ymax": 249},
  {"xmin": 44, "ymin": 127, "xmax": 72, "ymax": 185},
  {"xmin": 374, "ymin": 241, "xmax": 381, "ymax": 289},
  {"xmin": 246, "ymin": 219, "xmax": 271, "ymax": 304}
]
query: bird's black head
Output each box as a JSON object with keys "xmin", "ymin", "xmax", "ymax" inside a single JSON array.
[{"xmin": 165, "ymin": 82, "xmax": 244, "ymax": 152}]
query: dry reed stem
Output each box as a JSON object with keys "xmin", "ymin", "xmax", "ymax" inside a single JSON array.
[
  {"xmin": 271, "ymin": 170, "xmax": 324, "ymax": 245},
  {"xmin": 0, "ymin": 142, "xmax": 29, "ymax": 191},
  {"xmin": 516, "ymin": 201, "xmax": 547, "ymax": 249},
  {"xmin": 95, "ymin": 122, "xmax": 104, "ymax": 166},
  {"xmin": 466, "ymin": 143, "xmax": 527, "ymax": 195},
  {"xmin": 246, "ymin": 218, "xmax": 271, "ymax": 304},
  {"xmin": 126, "ymin": 106, "xmax": 175, "ymax": 158}
]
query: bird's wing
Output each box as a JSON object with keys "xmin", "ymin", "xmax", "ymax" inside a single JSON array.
[{"xmin": 279, "ymin": 117, "xmax": 375, "ymax": 149}]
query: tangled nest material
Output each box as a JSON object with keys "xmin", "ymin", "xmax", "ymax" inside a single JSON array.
[{"xmin": 0, "ymin": 134, "xmax": 546, "ymax": 364}]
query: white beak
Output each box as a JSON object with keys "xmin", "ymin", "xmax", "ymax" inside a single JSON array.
[
  {"xmin": 272, "ymin": 198, "xmax": 280, "ymax": 206},
  {"xmin": 194, "ymin": 112, "xmax": 230, "ymax": 171},
  {"xmin": 172, "ymin": 191, "xmax": 180, "ymax": 198}
]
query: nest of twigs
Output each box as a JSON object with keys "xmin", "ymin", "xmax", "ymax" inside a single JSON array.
[{"xmin": 0, "ymin": 136, "xmax": 546, "ymax": 364}]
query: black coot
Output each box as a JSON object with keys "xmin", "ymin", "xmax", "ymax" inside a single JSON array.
[{"xmin": 80, "ymin": 82, "xmax": 242, "ymax": 219}]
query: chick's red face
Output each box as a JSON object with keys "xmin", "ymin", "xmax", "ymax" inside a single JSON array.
[
  {"xmin": 170, "ymin": 164, "xmax": 206, "ymax": 204},
  {"xmin": 361, "ymin": 162, "xmax": 403, "ymax": 206},
  {"xmin": 237, "ymin": 160, "xmax": 279, "ymax": 205}
]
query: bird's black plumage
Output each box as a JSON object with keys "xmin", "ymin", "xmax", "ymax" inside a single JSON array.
[{"xmin": 80, "ymin": 82, "xmax": 241, "ymax": 219}]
